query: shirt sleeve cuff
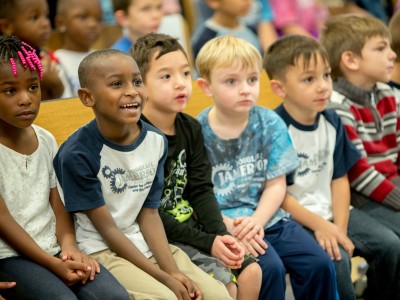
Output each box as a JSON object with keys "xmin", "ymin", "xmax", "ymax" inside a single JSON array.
[{"xmin": 383, "ymin": 186, "xmax": 400, "ymax": 211}]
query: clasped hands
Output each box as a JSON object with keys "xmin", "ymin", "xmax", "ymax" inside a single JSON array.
[
  {"xmin": 57, "ymin": 249, "xmax": 100, "ymax": 286},
  {"xmin": 220, "ymin": 216, "xmax": 268, "ymax": 259}
]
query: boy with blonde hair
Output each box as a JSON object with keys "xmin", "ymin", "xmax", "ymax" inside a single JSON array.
[
  {"xmin": 320, "ymin": 14, "xmax": 400, "ymax": 235},
  {"xmin": 130, "ymin": 32, "xmax": 261, "ymax": 300},
  {"xmin": 266, "ymin": 34, "xmax": 400, "ymax": 300},
  {"xmin": 196, "ymin": 35, "xmax": 339, "ymax": 300}
]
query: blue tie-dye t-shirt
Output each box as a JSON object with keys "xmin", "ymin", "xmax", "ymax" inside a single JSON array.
[{"xmin": 197, "ymin": 106, "xmax": 299, "ymax": 228}]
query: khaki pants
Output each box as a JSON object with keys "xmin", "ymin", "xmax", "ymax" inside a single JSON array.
[{"xmin": 91, "ymin": 244, "xmax": 232, "ymax": 300}]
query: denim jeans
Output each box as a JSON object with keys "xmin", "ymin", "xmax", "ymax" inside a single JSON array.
[
  {"xmin": 306, "ymin": 208, "xmax": 400, "ymax": 300},
  {"xmin": 258, "ymin": 219, "xmax": 339, "ymax": 300},
  {"xmin": 0, "ymin": 270, "xmax": 34, "ymax": 299},
  {"xmin": 0, "ymin": 256, "xmax": 129, "ymax": 300},
  {"xmin": 347, "ymin": 207, "xmax": 400, "ymax": 300}
]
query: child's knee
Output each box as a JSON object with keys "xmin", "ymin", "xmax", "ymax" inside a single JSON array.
[
  {"xmin": 259, "ymin": 257, "xmax": 286, "ymax": 280},
  {"xmin": 197, "ymin": 276, "xmax": 233, "ymax": 300},
  {"xmin": 238, "ymin": 262, "xmax": 262, "ymax": 283}
]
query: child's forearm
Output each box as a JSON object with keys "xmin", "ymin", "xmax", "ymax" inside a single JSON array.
[
  {"xmin": 331, "ymin": 175, "xmax": 351, "ymax": 233},
  {"xmin": 49, "ymin": 188, "xmax": 80, "ymax": 252},
  {"xmin": 0, "ymin": 199, "xmax": 60, "ymax": 270},
  {"xmin": 137, "ymin": 208, "xmax": 180, "ymax": 275},
  {"xmin": 281, "ymin": 193, "xmax": 325, "ymax": 231},
  {"xmin": 41, "ymin": 73, "xmax": 64, "ymax": 100},
  {"xmin": 252, "ymin": 175, "xmax": 286, "ymax": 227},
  {"xmin": 86, "ymin": 206, "xmax": 173, "ymax": 282}
]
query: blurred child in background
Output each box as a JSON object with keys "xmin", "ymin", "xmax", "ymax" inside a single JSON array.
[
  {"xmin": 55, "ymin": 0, "xmax": 103, "ymax": 97},
  {"xmin": 0, "ymin": 0, "xmax": 65, "ymax": 100},
  {"xmin": 191, "ymin": 0, "xmax": 262, "ymax": 61},
  {"xmin": 111, "ymin": 0, "xmax": 163, "ymax": 52}
]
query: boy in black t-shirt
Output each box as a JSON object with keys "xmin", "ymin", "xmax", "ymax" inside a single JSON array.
[{"xmin": 130, "ymin": 32, "xmax": 262, "ymax": 300}]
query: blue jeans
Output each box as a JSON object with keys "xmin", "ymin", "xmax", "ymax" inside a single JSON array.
[
  {"xmin": 322, "ymin": 207, "xmax": 400, "ymax": 300},
  {"xmin": 0, "ymin": 256, "xmax": 129, "ymax": 300},
  {"xmin": 0, "ymin": 270, "xmax": 34, "ymax": 299},
  {"xmin": 258, "ymin": 219, "xmax": 338, "ymax": 300},
  {"xmin": 346, "ymin": 207, "xmax": 400, "ymax": 300}
]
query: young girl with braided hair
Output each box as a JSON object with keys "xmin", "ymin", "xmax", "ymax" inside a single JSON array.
[{"xmin": 0, "ymin": 35, "xmax": 129, "ymax": 300}]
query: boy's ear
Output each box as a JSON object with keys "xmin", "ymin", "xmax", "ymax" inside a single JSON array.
[
  {"xmin": 340, "ymin": 51, "xmax": 360, "ymax": 71},
  {"xmin": 269, "ymin": 79, "xmax": 286, "ymax": 99},
  {"xmin": 78, "ymin": 88, "xmax": 95, "ymax": 107},
  {"xmin": 114, "ymin": 10, "xmax": 128, "ymax": 27},
  {"xmin": 0, "ymin": 18, "xmax": 13, "ymax": 35},
  {"xmin": 197, "ymin": 78, "xmax": 213, "ymax": 97}
]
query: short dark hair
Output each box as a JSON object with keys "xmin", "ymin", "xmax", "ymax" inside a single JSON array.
[
  {"xmin": 263, "ymin": 35, "xmax": 330, "ymax": 81},
  {"xmin": 130, "ymin": 32, "xmax": 187, "ymax": 83},
  {"xmin": 78, "ymin": 48, "xmax": 129, "ymax": 88},
  {"xmin": 0, "ymin": 0, "xmax": 20, "ymax": 30},
  {"xmin": 112, "ymin": 0, "xmax": 132, "ymax": 12}
]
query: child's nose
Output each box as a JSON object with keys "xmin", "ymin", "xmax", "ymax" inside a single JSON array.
[
  {"xmin": 19, "ymin": 92, "xmax": 33, "ymax": 106},
  {"xmin": 389, "ymin": 48, "xmax": 397, "ymax": 61},
  {"xmin": 125, "ymin": 85, "xmax": 138, "ymax": 97},
  {"xmin": 175, "ymin": 75, "xmax": 186, "ymax": 88},
  {"xmin": 318, "ymin": 78, "xmax": 331, "ymax": 92},
  {"xmin": 240, "ymin": 82, "xmax": 251, "ymax": 94}
]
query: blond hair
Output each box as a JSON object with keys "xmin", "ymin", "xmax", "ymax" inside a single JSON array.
[
  {"xmin": 389, "ymin": 11, "xmax": 400, "ymax": 62},
  {"xmin": 195, "ymin": 36, "xmax": 262, "ymax": 81},
  {"xmin": 320, "ymin": 14, "xmax": 390, "ymax": 80}
]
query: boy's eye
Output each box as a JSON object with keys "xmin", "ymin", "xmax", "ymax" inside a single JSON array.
[
  {"xmin": 161, "ymin": 74, "xmax": 171, "ymax": 80},
  {"xmin": 226, "ymin": 79, "xmax": 235, "ymax": 85},
  {"xmin": 111, "ymin": 81, "xmax": 122, "ymax": 87},
  {"xmin": 248, "ymin": 76, "xmax": 259, "ymax": 84},
  {"xmin": 323, "ymin": 72, "xmax": 331, "ymax": 80},
  {"xmin": 303, "ymin": 76, "xmax": 313, "ymax": 83},
  {"xmin": 183, "ymin": 70, "xmax": 191, "ymax": 77},
  {"xmin": 133, "ymin": 79, "xmax": 143, "ymax": 86},
  {"xmin": 29, "ymin": 14, "xmax": 39, "ymax": 21},
  {"xmin": 141, "ymin": 4, "xmax": 152, "ymax": 12},
  {"xmin": 377, "ymin": 46, "xmax": 386, "ymax": 52}
]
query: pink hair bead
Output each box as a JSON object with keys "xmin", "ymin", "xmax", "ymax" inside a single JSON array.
[
  {"xmin": 9, "ymin": 58, "xmax": 18, "ymax": 77},
  {"xmin": 17, "ymin": 51, "xmax": 27, "ymax": 68}
]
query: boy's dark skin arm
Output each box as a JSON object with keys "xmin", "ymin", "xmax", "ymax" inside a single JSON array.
[
  {"xmin": 86, "ymin": 205, "xmax": 202, "ymax": 300},
  {"xmin": 138, "ymin": 208, "xmax": 201, "ymax": 299}
]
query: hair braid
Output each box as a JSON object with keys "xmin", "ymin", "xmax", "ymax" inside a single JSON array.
[{"xmin": 0, "ymin": 36, "xmax": 43, "ymax": 80}]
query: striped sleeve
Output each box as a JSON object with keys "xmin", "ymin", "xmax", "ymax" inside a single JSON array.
[{"xmin": 330, "ymin": 91, "xmax": 400, "ymax": 210}]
